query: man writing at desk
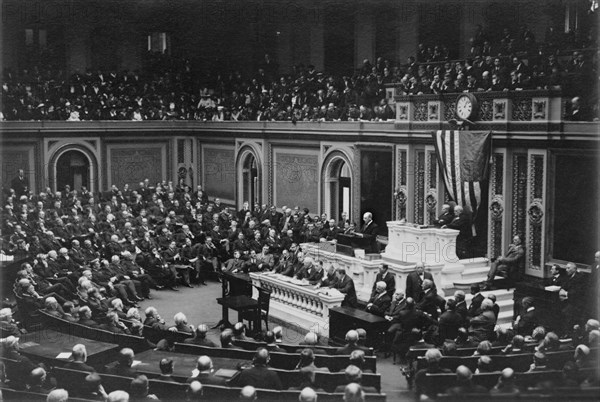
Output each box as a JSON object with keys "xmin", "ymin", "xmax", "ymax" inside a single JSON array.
[
  {"xmin": 355, "ymin": 212, "xmax": 379, "ymax": 253},
  {"xmin": 323, "ymin": 268, "xmax": 357, "ymax": 308}
]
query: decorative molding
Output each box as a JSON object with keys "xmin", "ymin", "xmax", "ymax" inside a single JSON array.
[
  {"xmin": 490, "ymin": 195, "xmax": 504, "ymax": 222},
  {"xmin": 414, "ymin": 150, "xmax": 425, "ymax": 224},
  {"xmin": 493, "ymin": 99, "xmax": 508, "ymax": 121},
  {"xmin": 527, "ymin": 198, "xmax": 544, "ymax": 225},
  {"xmin": 511, "ymin": 153, "xmax": 528, "ymax": 239},
  {"xmin": 427, "ymin": 101, "xmax": 441, "ymax": 121},
  {"xmin": 532, "ymin": 98, "xmax": 549, "ymax": 120},
  {"xmin": 396, "ymin": 102, "xmax": 409, "ymax": 121}
]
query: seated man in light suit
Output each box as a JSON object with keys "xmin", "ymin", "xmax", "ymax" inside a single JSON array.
[{"xmin": 483, "ymin": 235, "xmax": 524, "ymax": 289}]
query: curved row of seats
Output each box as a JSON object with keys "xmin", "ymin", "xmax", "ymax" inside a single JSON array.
[{"xmin": 414, "ymin": 348, "xmax": 597, "ymax": 372}]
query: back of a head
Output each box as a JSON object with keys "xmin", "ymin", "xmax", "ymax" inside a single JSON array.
[
  {"xmin": 470, "ymin": 284, "xmax": 480, "ymax": 294},
  {"xmin": 221, "ymin": 328, "xmax": 234, "ymax": 346},
  {"xmin": 343, "ymin": 383, "xmax": 365, "ymax": 402},
  {"xmin": 196, "ymin": 323, "xmax": 208, "ymax": 338},
  {"xmin": 130, "ymin": 374, "xmax": 149, "ymax": 397},
  {"xmin": 442, "ymin": 341, "xmax": 458, "ymax": 356},
  {"xmin": 304, "ymin": 331, "xmax": 318, "ymax": 345},
  {"xmin": 477, "ymin": 340, "xmax": 492, "ymax": 355},
  {"xmin": 119, "ymin": 348, "xmax": 134, "ymax": 366},
  {"xmin": 187, "ymin": 381, "xmax": 203, "ymax": 400},
  {"xmin": 344, "ymin": 365, "xmax": 362, "ymax": 383},
  {"xmin": 254, "ymin": 347, "xmax": 269, "ymax": 366},
  {"xmin": 532, "ymin": 326, "xmax": 546, "ymax": 341},
  {"xmin": 349, "ymin": 350, "xmax": 366, "ymax": 366},
  {"xmin": 107, "ymin": 390, "xmax": 130, "ymax": 402},
  {"xmin": 234, "ymin": 322, "xmax": 245, "ymax": 336},
  {"xmin": 425, "ymin": 348, "xmax": 443, "ymax": 363},
  {"xmin": 500, "ymin": 367, "xmax": 515, "ymax": 384},
  {"xmin": 265, "ymin": 330, "xmax": 276, "ymax": 344},
  {"xmin": 46, "ymin": 389, "xmax": 69, "ymax": 402},
  {"xmin": 197, "ymin": 355, "xmax": 213, "ymax": 371},
  {"xmin": 477, "ymin": 355, "xmax": 493, "ymax": 372},
  {"xmin": 456, "ymin": 365, "xmax": 473, "ymax": 382},
  {"xmin": 159, "ymin": 358, "xmax": 173, "ymax": 375},
  {"xmin": 512, "ymin": 335, "xmax": 525, "ymax": 348},
  {"xmin": 299, "ymin": 386, "xmax": 318, "ymax": 402},
  {"xmin": 85, "ymin": 373, "xmax": 102, "ymax": 392},
  {"xmin": 72, "ymin": 344, "xmax": 87, "ymax": 362},
  {"xmin": 481, "ymin": 298, "xmax": 493, "ymax": 311},
  {"xmin": 30, "ymin": 367, "xmax": 46, "ymax": 385},
  {"xmin": 299, "ymin": 348, "xmax": 315, "ymax": 366},
  {"xmin": 345, "ymin": 330, "xmax": 359, "ymax": 344},
  {"xmin": 239, "ymin": 385, "xmax": 257, "ymax": 400}
]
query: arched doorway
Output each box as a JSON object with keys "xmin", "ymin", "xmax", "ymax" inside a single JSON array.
[
  {"xmin": 56, "ymin": 150, "xmax": 90, "ymax": 192},
  {"xmin": 241, "ymin": 153, "xmax": 259, "ymax": 207},
  {"xmin": 324, "ymin": 156, "xmax": 352, "ymax": 222}
]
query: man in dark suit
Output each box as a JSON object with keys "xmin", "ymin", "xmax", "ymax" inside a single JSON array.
[
  {"xmin": 357, "ymin": 212, "xmax": 379, "ymax": 253},
  {"xmin": 560, "ymin": 262, "xmax": 588, "ymax": 334},
  {"xmin": 453, "ymin": 290, "xmax": 468, "ymax": 327},
  {"xmin": 106, "ymin": 348, "xmax": 138, "ymax": 377},
  {"xmin": 186, "ymin": 356, "xmax": 228, "ymax": 386},
  {"xmin": 235, "ymin": 348, "xmax": 282, "ymax": 390},
  {"xmin": 434, "ymin": 204, "xmax": 455, "ymax": 227},
  {"xmin": 64, "ymin": 344, "xmax": 96, "ymax": 372},
  {"xmin": 468, "ymin": 284, "xmax": 485, "ymax": 318},
  {"xmin": 335, "ymin": 330, "xmax": 370, "ymax": 355},
  {"xmin": 416, "ymin": 279, "xmax": 443, "ymax": 319},
  {"xmin": 391, "ymin": 298, "xmax": 432, "ymax": 359},
  {"xmin": 11, "ymin": 169, "xmax": 29, "ymax": 197},
  {"xmin": 483, "ymin": 235, "xmax": 525, "ymax": 289},
  {"xmin": 184, "ymin": 324, "xmax": 218, "ymax": 347},
  {"xmin": 514, "ymin": 296, "xmax": 539, "ymax": 336},
  {"xmin": 406, "ymin": 262, "xmax": 435, "ymax": 302},
  {"xmin": 371, "ymin": 264, "xmax": 396, "ymax": 298},
  {"xmin": 438, "ymin": 299, "xmax": 464, "ymax": 343},
  {"xmin": 157, "ymin": 358, "xmax": 178, "ymax": 382},
  {"xmin": 442, "ymin": 205, "xmax": 472, "ymax": 258},
  {"xmin": 365, "ymin": 281, "xmax": 391, "ymax": 317},
  {"xmin": 468, "ymin": 299, "xmax": 496, "ymax": 342},
  {"xmin": 383, "ymin": 290, "xmax": 407, "ymax": 352},
  {"xmin": 329, "ymin": 268, "xmax": 357, "ymax": 308}
]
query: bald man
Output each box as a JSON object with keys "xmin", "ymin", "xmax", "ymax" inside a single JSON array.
[
  {"xmin": 186, "ymin": 355, "xmax": 227, "ymax": 386},
  {"xmin": 343, "ymin": 383, "xmax": 365, "ymax": 402},
  {"xmin": 445, "ymin": 365, "xmax": 488, "ymax": 395},
  {"xmin": 299, "ymin": 386, "xmax": 318, "ymax": 402},
  {"xmin": 235, "ymin": 348, "xmax": 282, "ymax": 390}
]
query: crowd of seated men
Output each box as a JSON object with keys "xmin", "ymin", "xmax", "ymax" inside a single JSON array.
[
  {"xmin": 1, "ymin": 177, "xmax": 362, "ymax": 336},
  {"xmin": 2, "ymin": 23, "xmax": 597, "ymax": 123},
  {"xmin": 381, "ymin": 275, "xmax": 600, "ymax": 399},
  {"xmin": 1, "ymin": 313, "xmax": 383, "ymax": 401}
]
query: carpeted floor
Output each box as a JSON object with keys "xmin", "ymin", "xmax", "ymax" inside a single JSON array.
[{"xmin": 138, "ymin": 280, "xmax": 414, "ymax": 401}]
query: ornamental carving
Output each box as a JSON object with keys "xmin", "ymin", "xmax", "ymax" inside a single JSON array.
[
  {"xmin": 493, "ymin": 100, "xmax": 506, "ymax": 120},
  {"xmin": 414, "ymin": 102, "xmax": 428, "ymax": 121},
  {"xmin": 396, "ymin": 186, "xmax": 407, "ymax": 207},
  {"xmin": 425, "ymin": 191, "xmax": 437, "ymax": 212},
  {"xmin": 480, "ymin": 99, "xmax": 493, "ymax": 121},
  {"xmin": 527, "ymin": 199, "xmax": 544, "ymax": 226},
  {"xmin": 397, "ymin": 104, "xmax": 408, "ymax": 120},
  {"xmin": 532, "ymin": 99, "xmax": 547, "ymax": 120},
  {"xmin": 489, "ymin": 195, "xmax": 504, "ymax": 221}
]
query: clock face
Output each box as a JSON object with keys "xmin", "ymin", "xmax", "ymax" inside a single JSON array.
[{"xmin": 456, "ymin": 96, "xmax": 473, "ymax": 119}]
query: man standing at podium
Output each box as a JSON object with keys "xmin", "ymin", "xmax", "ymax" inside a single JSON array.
[{"xmin": 358, "ymin": 212, "xmax": 379, "ymax": 253}]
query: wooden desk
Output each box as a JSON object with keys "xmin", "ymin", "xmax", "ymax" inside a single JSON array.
[
  {"xmin": 214, "ymin": 271, "xmax": 255, "ymax": 329},
  {"xmin": 328, "ymin": 306, "xmax": 388, "ymax": 347},
  {"xmin": 131, "ymin": 349, "xmax": 248, "ymax": 380},
  {"xmin": 17, "ymin": 329, "xmax": 119, "ymax": 366},
  {"xmin": 216, "ymin": 295, "xmax": 260, "ymax": 331}
]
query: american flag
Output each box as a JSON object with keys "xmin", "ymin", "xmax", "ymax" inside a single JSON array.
[{"xmin": 433, "ymin": 130, "xmax": 492, "ymax": 232}]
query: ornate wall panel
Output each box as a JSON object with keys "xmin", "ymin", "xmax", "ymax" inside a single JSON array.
[
  {"xmin": 394, "ymin": 146, "xmax": 409, "ymax": 220},
  {"xmin": 414, "ymin": 150, "xmax": 425, "ymax": 224},
  {"xmin": 273, "ymin": 148, "xmax": 319, "ymax": 213},
  {"xmin": 424, "ymin": 147, "xmax": 438, "ymax": 225},
  {"xmin": 107, "ymin": 145, "xmax": 166, "ymax": 189},
  {"xmin": 525, "ymin": 151, "xmax": 547, "ymax": 277},
  {"xmin": 511, "ymin": 153, "xmax": 528, "ymax": 241},
  {"xmin": 203, "ymin": 145, "xmax": 236, "ymax": 201},
  {"xmin": 488, "ymin": 150, "xmax": 506, "ymax": 259}
]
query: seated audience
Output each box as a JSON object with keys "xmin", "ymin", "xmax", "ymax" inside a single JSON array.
[
  {"xmin": 235, "ymin": 348, "xmax": 282, "ymax": 390},
  {"xmin": 333, "ymin": 365, "xmax": 377, "ymax": 393},
  {"xmin": 186, "ymin": 355, "xmax": 227, "ymax": 386}
]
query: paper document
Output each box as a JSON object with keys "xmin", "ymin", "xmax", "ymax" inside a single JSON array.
[{"xmin": 56, "ymin": 352, "xmax": 72, "ymax": 359}]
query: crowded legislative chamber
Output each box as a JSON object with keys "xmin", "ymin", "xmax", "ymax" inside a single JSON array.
[{"xmin": 0, "ymin": 0, "xmax": 599, "ymax": 401}]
